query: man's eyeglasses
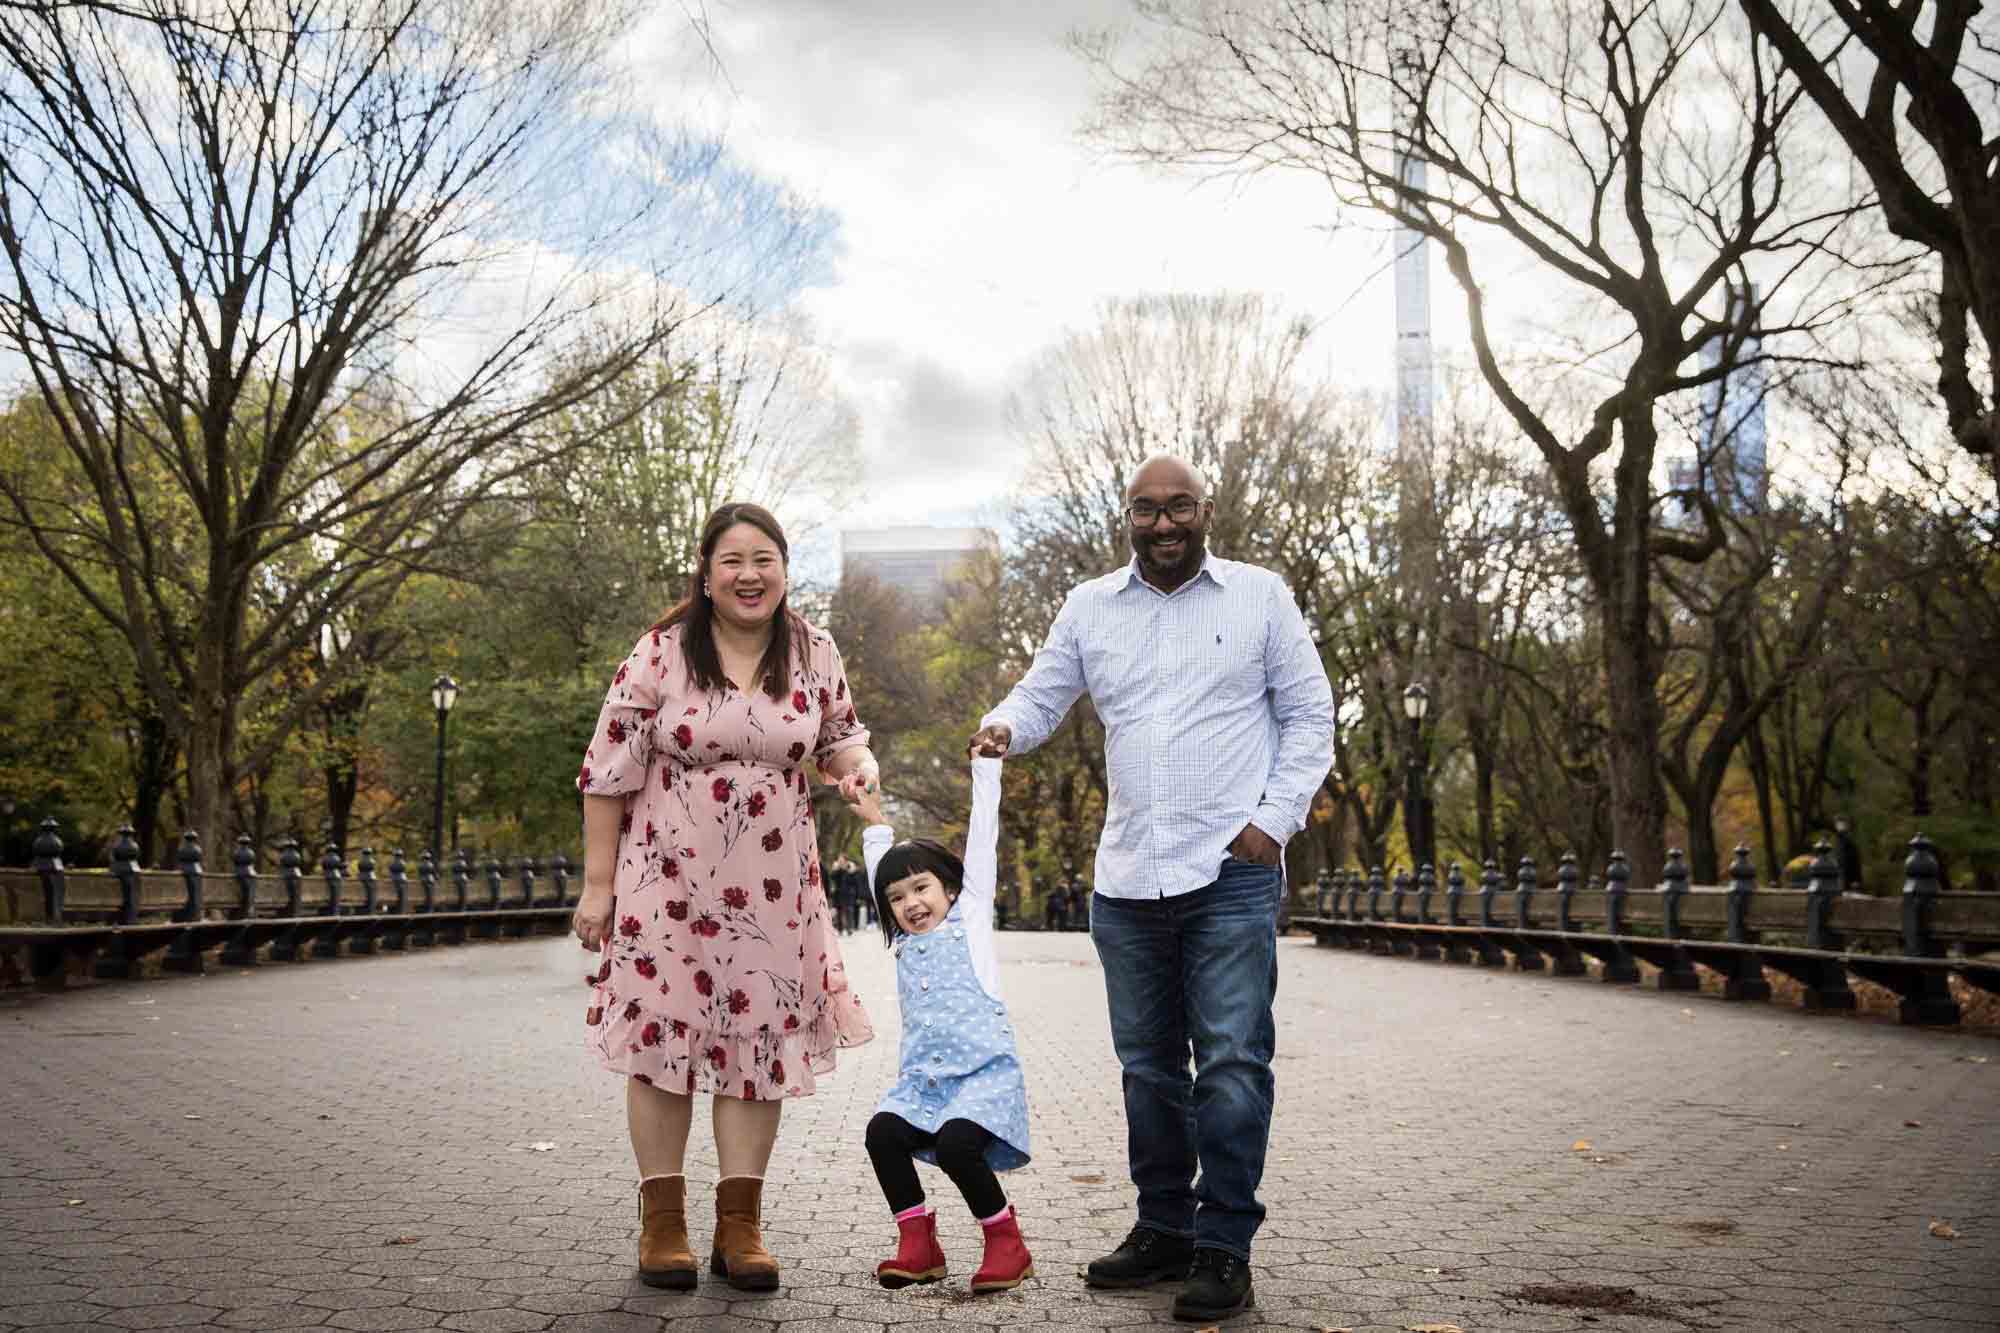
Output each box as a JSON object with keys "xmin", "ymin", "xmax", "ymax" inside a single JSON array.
[{"xmin": 1125, "ymin": 498, "xmax": 1204, "ymax": 526}]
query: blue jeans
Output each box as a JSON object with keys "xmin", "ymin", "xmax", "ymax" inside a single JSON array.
[{"xmin": 1089, "ymin": 858, "xmax": 1280, "ymax": 1260}]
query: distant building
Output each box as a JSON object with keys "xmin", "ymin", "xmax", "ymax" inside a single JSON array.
[
  {"xmin": 1671, "ymin": 282, "xmax": 1769, "ymax": 520},
  {"xmin": 840, "ymin": 526, "xmax": 995, "ymax": 613}
]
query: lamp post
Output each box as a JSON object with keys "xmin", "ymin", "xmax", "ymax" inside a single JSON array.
[
  {"xmin": 430, "ymin": 675, "xmax": 459, "ymax": 864},
  {"xmin": 1402, "ymin": 682, "xmax": 1431, "ymax": 871}
]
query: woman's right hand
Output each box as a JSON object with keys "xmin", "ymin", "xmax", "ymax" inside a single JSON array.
[{"xmin": 573, "ymin": 882, "xmax": 614, "ymax": 952}]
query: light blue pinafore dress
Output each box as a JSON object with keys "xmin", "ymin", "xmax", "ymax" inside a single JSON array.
[{"xmin": 874, "ymin": 899, "xmax": 1032, "ymax": 1171}]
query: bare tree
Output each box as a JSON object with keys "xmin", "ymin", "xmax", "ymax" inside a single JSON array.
[
  {"xmin": 1738, "ymin": 0, "xmax": 2000, "ymax": 483},
  {"xmin": 1076, "ymin": 0, "xmax": 1894, "ymax": 881},
  {"xmin": 0, "ymin": 1, "xmax": 809, "ymax": 849}
]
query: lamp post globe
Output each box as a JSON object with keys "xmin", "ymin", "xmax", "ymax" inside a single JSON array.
[{"xmin": 430, "ymin": 675, "xmax": 459, "ymax": 864}]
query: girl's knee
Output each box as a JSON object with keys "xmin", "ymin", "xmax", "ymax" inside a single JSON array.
[
  {"xmin": 933, "ymin": 1120, "xmax": 988, "ymax": 1167},
  {"xmin": 865, "ymin": 1111, "xmax": 910, "ymax": 1152}
]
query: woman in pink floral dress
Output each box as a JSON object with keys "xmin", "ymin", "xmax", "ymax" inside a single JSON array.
[{"xmin": 572, "ymin": 503, "xmax": 877, "ymax": 1293}]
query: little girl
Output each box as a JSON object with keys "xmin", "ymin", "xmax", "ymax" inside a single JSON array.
[{"xmin": 846, "ymin": 755, "xmax": 1034, "ymax": 1293}]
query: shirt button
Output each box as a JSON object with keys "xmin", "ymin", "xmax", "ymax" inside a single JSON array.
[
  {"xmin": 927, "ymin": 1076, "xmax": 938, "ymax": 1087},
  {"xmin": 932, "ymin": 1053, "xmax": 942, "ymax": 1064},
  {"xmin": 923, "ymin": 1018, "xmax": 933, "ymax": 1028},
  {"xmin": 920, "ymin": 979, "xmax": 930, "ymax": 991}
]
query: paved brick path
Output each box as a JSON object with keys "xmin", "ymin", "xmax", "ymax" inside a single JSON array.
[{"xmin": 3, "ymin": 930, "xmax": 1996, "ymax": 1332}]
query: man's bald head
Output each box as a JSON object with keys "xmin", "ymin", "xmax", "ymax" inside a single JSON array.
[{"xmin": 1128, "ymin": 454, "xmax": 1207, "ymax": 503}]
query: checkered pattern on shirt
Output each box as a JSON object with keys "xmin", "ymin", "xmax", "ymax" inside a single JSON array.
[{"xmin": 984, "ymin": 554, "xmax": 1335, "ymax": 901}]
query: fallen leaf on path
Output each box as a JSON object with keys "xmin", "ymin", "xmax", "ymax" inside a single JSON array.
[
  {"xmin": 1680, "ymin": 1007, "xmax": 1694, "ymax": 1017},
  {"xmin": 1928, "ymin": 1219, "xmax": 1959, "ymax": 1240},
  {"xmin": 1957, "ymin": 1055, "xmax": 1989, "ymax": 1065},
  {"xmin": 384, "ymin": 1236, "xmax": 421, "ymax": 1246},
  {"xmin": 1317, "ymin": 1326, "xmax": 1354, "ymax": 1332},
  {"xmin": 1571, "ymin": 1140, "xmax": 1592, "ymax": 1152},
  {"xmin": 1903, "ymin": 1120, "xmax": 1922, "ymax": 1128},
  {"xmin": 1776, "ymin": 1143, "xmax": 1790, "ymax": 1151},
  {"xmin": 528, "ymin": 1141, "xmax": 556, "ymax": 1152},
  {"xmin": 1069, "ymin": 1174, "xmax": 1104, "ymax": 1183},
  {"xmin": 1420, "ymin": 1265, "xmax": 1444, "ymax": 1274},
  {"xmin": 1832, "ymin": 1060, "xmax": 1849, "ymax": 1069},
  {"xmin": 63, "ymin": 1199, "xmax": 83, "ymax": 1206},
  {"xmin": 182, "ymin": 1114, "xmax": 202, "ymax": 1120},
  {"xmin": 1406, "ymin": 1324, "xmax": 1466, "ymax": 1332}
]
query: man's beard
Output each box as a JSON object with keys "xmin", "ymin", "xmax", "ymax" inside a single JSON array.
[{"xmin": 1134, "ymin": 528, "xmax": 1204, "ymax": 580}]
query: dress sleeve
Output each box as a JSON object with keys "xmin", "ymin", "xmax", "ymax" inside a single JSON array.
[
  {"xmin": 812, "ymin": 631, "xmax": 871, "ymax": 765},
  {"xmin": 575, "ymin": 631, "xmax": 667, "ymax": 795}
]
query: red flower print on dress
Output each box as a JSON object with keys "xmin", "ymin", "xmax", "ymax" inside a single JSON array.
[
  {"xmin": 694, "ymin": 970, "xmax": 713, "ymax": 997},
  {"xmin": 641, "ymin": 1021, "xmax": 662, "ymax": 1047},
  {"xmin": 634, "ymin": 958, "xmax": 657, "ymax": 980},
  {"xmin": 786, "ymin": 741, "xmax": 806, "ymax": 763},
  {"xmin": 594, "ymin": 958, "xmax": 612, "ymax": 984},
  {"xmin": 792, "ymin": 690, "xmax": 809, "ymax": 713},
  {"xmin": 577, "ymin": 764, "xmax": 593, "ymax": 789},
  {"xmin": 585, "ymin": 1006, "xmax": 603, "ymax": 1026},
  {"xmin": 722, "ymin": 885, "xmax": 749, "ymax": 911},
  {"xmin": 619, "ymin": 915, "xmax": 642, "ymax": 938},
  {"xmin": 619, "ymin": 809, "xmax": 633, "ymax": 834},
  {"xmin": 613, "ymin": 662, "xmax": 629, "ymax": 685},
  {"xmin": 818, "ymin": 687, "xmax": 831, "ymax": 710},
  {"xmin": 673, "ymin": 723, "xmax": 693, "ymax": 749},
  {"xmin": 661, "ymin": 856, "xmax": 681, "ymax": 880},
  {"xmin": 605, "ymin": 717, "xmax": 627, "ymax": 743},
  {"xmin": 761, "ymin": 828, "xmax": 784, "ymax": 852},
  {"xmin": 708, "ymin": 1045, "xmax": 728, "ymax": 1070},
  {"xmin": 808, "ymin": 862, "xmax": 820, "ymax": 886},
  {"xmin": 664, "ymin": 899, "xmax": 689, "ymax": 921},
  {"xmin": 727, "ymin": 988, "xmax": 751, "ymax": 1015},
  {"xmin": 836, "ymin": 679, "xmax": 846, "ymax": 699},
  {"xmin": 746, "ymin": 791, "xmax": 766, "ymax": 818},
  {"xmin": 638, "ymin": 707, "xmax": 657, "ymax": 721},
  {"xmin": 762, "ymin": 878, "xmax": 783, "ymax": 902},
  {"xmin": 670, "ymin": 1019, "xmax": 688, "ymax": 1039},
  {"xmin": 622, "ymin": 999, "xmax": 642, "ymax": 1021},
  {"xmin": 743, "ymin": 1080, "xmax": 758, "ymax": 1100},
  {"xmin": 770, "ymin": 1059, "xmax": 785, "ymax": 1084},
  {"xmin": 693, "ymin": 915, "xmax": 721, "ymax": 938},
  {"xmin": 783, "ymin": 1014, "xmax": 799, "ymax": 1031},
  {"xmin": 711, "ymin": 776, "xmax": 732, "ymax": 803},
  {"xmin": 634, "ymin": 1072, "xmax": 653, "ymax": 1085}
]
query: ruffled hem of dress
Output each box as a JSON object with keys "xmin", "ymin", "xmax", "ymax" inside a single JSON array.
[{"xmin": 588, "ymin": 988, "xmax": 873, "ymax": 1100}]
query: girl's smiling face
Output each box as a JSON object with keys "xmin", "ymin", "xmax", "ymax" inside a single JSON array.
[{"xmin": 883, "ymin": 870, "xmax": 955, "ymax": 936}]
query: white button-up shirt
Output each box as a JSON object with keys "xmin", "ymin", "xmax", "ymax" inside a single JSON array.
[{"xmin": 984, "ymin": 553, "xmax": 1335, "ymax": 900}]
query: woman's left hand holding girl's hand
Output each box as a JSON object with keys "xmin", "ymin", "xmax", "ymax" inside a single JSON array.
[{"xmin": 835, "ymin": 759, "xmax": 879, "ymax": 805}]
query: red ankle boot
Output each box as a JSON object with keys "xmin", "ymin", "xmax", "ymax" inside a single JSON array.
[
  {"xmin": 876, "ymin": 1208, "xmax": 947, "ymax": 1289},
  {"xmin": 971, "ymin": 1204, "xmax": 1034, "ymax": 1293}
]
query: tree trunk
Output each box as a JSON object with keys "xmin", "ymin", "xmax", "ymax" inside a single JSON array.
[
  {"xmin": 1599, "ymin": 580, "xmax": 1670, "ymax": 888},
  {"xmin": 130, "ymin": 711, "xmax": 177, "ymax": 867},
  {"xmin": 1745, "ymin": 719, "xmax": 1780, "ymax": 883}
]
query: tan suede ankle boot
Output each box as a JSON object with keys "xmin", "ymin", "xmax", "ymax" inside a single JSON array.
[
  {"xmin": 710, "ymin": 1175, "xmax": 780, "ymax": 1291},
  {"xmin": 637, "ymin": 1174, "xmax": 697, "ymax": 1290}
]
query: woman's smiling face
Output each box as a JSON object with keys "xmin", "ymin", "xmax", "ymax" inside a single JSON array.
[
  {"xmin": 708, "ymin": 521, "xmax": 786, "ymax": 629},
  {"xmin": 884, "ymin": 870, "xmax": 954, "ymax": 935}
]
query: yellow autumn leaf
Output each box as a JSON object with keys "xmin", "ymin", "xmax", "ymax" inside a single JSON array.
[
  {"xmin": 1571, "ymin": 1139, "xmax": 1592, "ymax": 1151},
  {"xmin": 1928, "ymin": 1219, "xmax": 1959, "ymax": 1240}
]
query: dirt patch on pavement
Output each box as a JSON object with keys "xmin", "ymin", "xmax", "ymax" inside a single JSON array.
[
  {"xmin": 1675, "ymin": 1218, "xmax": 1738, "ymax": 1236},
  {"xmin": 1507, "ymin": 1283, "xmax": 1710, "ymax": 1326}
]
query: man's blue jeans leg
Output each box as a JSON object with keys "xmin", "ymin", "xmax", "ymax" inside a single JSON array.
[{"xmin": 1091, "ymin": 859, "xmax": 1281, "ymax": 1261}]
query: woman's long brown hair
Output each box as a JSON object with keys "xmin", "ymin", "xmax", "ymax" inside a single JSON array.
[{"xmin": 653, "ymin": 503, "xmax": 798, "ymax": 701}]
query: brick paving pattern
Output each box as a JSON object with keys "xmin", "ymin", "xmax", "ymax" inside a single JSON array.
[{"xmin": 2, "ymin": 930, "xmax": 1996, "ymax": 1331}]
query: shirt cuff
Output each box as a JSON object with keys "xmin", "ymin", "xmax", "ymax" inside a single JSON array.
[{"xmin": 1249, "ymin": 805, "xmax": 1298, "ymax": 847}]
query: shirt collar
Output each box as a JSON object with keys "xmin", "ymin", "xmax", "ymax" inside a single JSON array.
[{"xmin": 1119, "ymin": 551, "xmax": 1228, "ymax": 595}]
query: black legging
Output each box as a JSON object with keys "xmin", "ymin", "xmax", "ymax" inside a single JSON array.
[{"xmin": 864, "ymin": 1112, "xmax": 1007, "ymax": 1218}]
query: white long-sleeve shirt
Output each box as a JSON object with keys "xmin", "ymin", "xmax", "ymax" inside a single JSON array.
[
  {"xmin": 983, "ymin": 554, "xmax": 1335, "ymax": 900},
  {"xmin": 863, "ymin": 757, "xmax": 1004, "ymax": 998}
]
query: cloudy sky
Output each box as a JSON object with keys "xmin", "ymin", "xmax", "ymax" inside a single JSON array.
[{"xmin": 629, "ymin": 1, "xmax": 1462, "ymax": 542}]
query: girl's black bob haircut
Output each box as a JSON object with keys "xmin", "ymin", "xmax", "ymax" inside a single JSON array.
[{"xmin": 871, "ymin": 837, "xmax": 964, "ymax": 946}]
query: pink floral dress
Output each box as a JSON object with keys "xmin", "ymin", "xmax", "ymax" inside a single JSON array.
[{"xmin": 575, "ymin": 618, "xmax": 875, "ymax": 1099}]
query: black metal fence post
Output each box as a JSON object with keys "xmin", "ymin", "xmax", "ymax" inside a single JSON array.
[
  {"xmin": 163, "ymin": 831, "xmax": 206, "ymax": 974},
  {"xmin": 1442, "ymin": 862, "xmax": 1471, "ymax": 962},
  {"xmin": 1600, "ymin": 851, "xmax": 1639, "ymax": 984},
  {"xmin": 1804, "ymin": 840, "xmax": 1844, "ymax": 952},
  {"xmin": 281, "ymin": 838, "xmax": 303, "ymax": 917},
  {"xmin": 1475, "ymin": 859, "xmax": 1506, "ymax": 966},
  {"xmin": 390, "ymin": 849, "xmax": 409, "ymax": 914},
  {"xmin": 1512, "ymin": 857, "xmax": 1546, "ymax": 971},
  {"xmin": 314, "ymin": 844, "xmax": 346, "ymax": 958},
  {"xmin": 1412, "ymin": 863, "xmax": 1439, "ymax": 960},
  {"xmin": 485, "ymin": 854, "xmax": 503, "ymax": 911},
  {"xmin": 33, "ymin": 818, "xmax": 65, "ymax": 925},
  {"xmin": 1366, "ymin": 865, "xmax": 1391, "ymax": 953},
  {"xmin": 221, "ymin": 835, "xmax": 261, "ymax": 968},
  {"xmin": 1654, "ymin": 848, "xmax": 1701, "ymax": 991},
  {"xmin": 111, "ymin": 825, "xmax": 141, "ymax": 925},
  {"xmin": 1722, "ymin": 844, "xmax": 1772, "ymax": 1001},
  {"xmin": 519, "ymin": 855, "xmax": 540, "ymax": 909},
  {"xmin": 453, "ymin": 848, "xmax": 471, "ymax": 909},
  {"xmin": 233, "ymin": 835, "xmax": 257, "ymax": 920},
  {"xmin": 1898, "ymin": 834, "xmax": 1960, "ymax": 1024},
  {"xmin": 419, "ymin": 849, "xmax": 437, "ymax": 912},
  {"xmin": 1549, "ymin": 852, "xmax": 1587, "ymax": 976},
  {"xmin": 351, "ymin": 847, "xmax": 379, "ymax": 955},
  {"xmin": 551, "ymin": 852, "xmax": 571, "ymax": 907}
]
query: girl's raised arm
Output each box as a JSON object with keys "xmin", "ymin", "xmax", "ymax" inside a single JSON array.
[{"xmin": 961, "ymin": 757, "xmax": 1002, "ymax": 916}]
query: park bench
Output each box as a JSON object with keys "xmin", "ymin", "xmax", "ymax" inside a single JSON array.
[
  {"xmin": 1296, "ymin": 836, "xmax": 2000, "ymax": 1026},
  {"xmin": 0, "ymin": 822, "xmax": 579, "ymax": 989}
]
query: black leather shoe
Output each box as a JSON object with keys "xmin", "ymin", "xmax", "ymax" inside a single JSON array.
[
  {"xmin": 1173, "ymin": 1247, "xmax": 1254, "ymax": 1322},
  {"xmin": 1084, "ymin": 1225, "xmax": 1196, "ymax": 1289}
]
